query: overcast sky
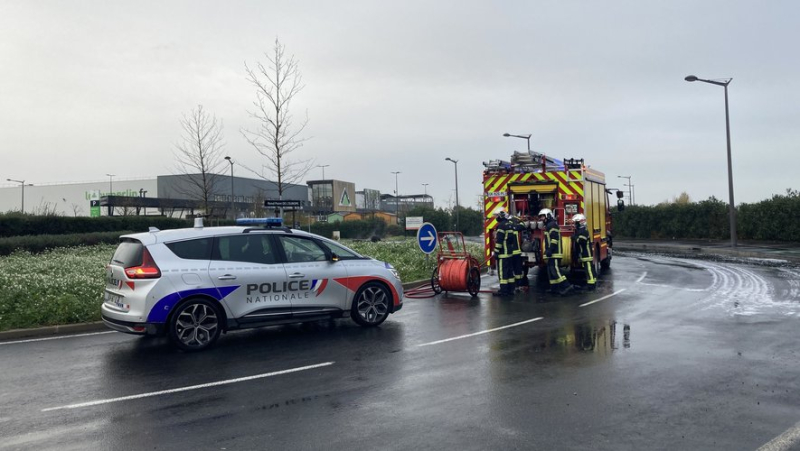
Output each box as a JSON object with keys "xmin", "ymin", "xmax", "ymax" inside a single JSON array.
[{"xmin": 2, "ymin": 0, "xmax": 798, "ymax": 208}]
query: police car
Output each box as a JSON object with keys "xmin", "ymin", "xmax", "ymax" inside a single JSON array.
[{"xmin": 101, "ymin": 218, "xmax": 403, "ymax": 351}]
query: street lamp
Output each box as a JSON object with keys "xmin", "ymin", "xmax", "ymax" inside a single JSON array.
[
  {"xmin": 6, "ymin": 178, "xmax": 33, "ymax": 213},
  {"xmin": 421, "ymin": 183, "xmax": 429, "ymax": 196},
  {"xmin": 685, "ymin": 74, "xmax": 737, "ymax": 247},
  {"xmin": 617, "ymin": 176, "xmax": 632, "ymax": 206},
  {"xmin": 317, "ymin": 164, "xmax": 330, "ymax": 180},
  {"xmin": 105, "ymin": 174, "xmax": 115, "ymax": 216},
  {"xmin": 445, "ymin": 158, "xmax": 459, "ymax": 231},
  {"xmin": 224, "ymin": 156, "xmax": 234, "ymax": 219},
  {"xmin": 391, "ymin": 171, "xmax": 401, "ymax": 216},
  {"xmin": 503, "ymin": 132, "xmax": 532, "ymax": 154}
]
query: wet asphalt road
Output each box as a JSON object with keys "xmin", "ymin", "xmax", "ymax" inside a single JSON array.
[{"xmin": 2, "ymin": 255, "xmax": 800, "ymax": 451}]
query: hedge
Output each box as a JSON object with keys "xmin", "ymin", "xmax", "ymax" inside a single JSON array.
[
  {"xmin": 0, "ymin": 231, "xmax": 134, "ymax": 256},
  {"xmin": 0, "ymin": 214, "xmax": 202, "ymax": 238},
  {"xmin": 613, "ymin": 190, "xmax": 800, "ymax": 242}
]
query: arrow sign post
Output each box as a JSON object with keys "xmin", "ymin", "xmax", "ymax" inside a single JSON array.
[{"xmin": 416, "ymin": 222, "xmax": 438, "ymax": 254}]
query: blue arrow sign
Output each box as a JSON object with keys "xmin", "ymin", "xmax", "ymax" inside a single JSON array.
[{"xmin": 416, "ymin": 222, "xmax": 438, "ymax": 254}]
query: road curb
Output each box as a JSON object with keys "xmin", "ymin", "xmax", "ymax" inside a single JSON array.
[
  {"xmin": 0, "ymin": 275, "xmax": 477, "ymax": 342},
  {"xmin": 615, "ymin": 243, "xmax": 800, "ymax": 265},
  {"xmin": 1, "ymin": 279, "xmax": 433, "ymax": 342},
  {"xmin": 0, "ymin": 321, "xmax": 108, "ymax": 342}
]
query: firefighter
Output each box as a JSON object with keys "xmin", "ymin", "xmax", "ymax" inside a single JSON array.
[
  {"xmin": 492, "ymin": 208, "xmax": 518, "ymax": 297},
  {"xmin": 538, "ymin": 208, "xmax": 573, "ymax": 295},
  {"xmin": 572, "ymin": 213, "xmax": 596, "ymax": 290},
  {"xmin": 507, "ymin": 214, "xmax": 527, "ymax": 290}
]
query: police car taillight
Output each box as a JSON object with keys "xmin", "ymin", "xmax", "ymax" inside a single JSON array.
[{"xmin": 124, "ymin": 248, "xmax": 161, "ymax": 279}]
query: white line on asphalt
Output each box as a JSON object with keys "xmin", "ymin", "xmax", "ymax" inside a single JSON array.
[
  {"xmin": 757, "ymin": 419, "xmax": 800, "ymax": 451},
  {"xmin": 636, "ymin": 271, "xmax": 648, "ymax": 283},
  {"xmin": 41, "ymin": 362, "xmax": 335, "ymax": 412},
  {"xmin": 416, "ymin": 317, "xmax": 543, "ymax": 347},
  {"xmin": 579, "ymin": 289, "xmax": 627, "ymax": 308},
  {"xmin": 0, "ymin": 331, "xmax": 115, "ymax": 346}
]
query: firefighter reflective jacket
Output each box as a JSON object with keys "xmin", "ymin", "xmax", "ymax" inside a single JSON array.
[
  {"xmin": 544, "ymin": 218, "xmax": 563, "ymax": 258},
  {"xmin": 575, "ymin": 225, "xmax": 593, "ymax": 263},
  {"xmin": 507, "ymin": 216, "xmax": 525, "ymax": 256},
  {"xmin": 494, "ymin": 219, "xmax": 520, "ymax": 258}
]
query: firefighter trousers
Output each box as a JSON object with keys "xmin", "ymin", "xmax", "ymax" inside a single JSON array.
[
  {"xmin": 546, "ymin": 256, "xmax": 568, "ymax": 290},
  {"xmin": 497, "ymin": 257, "xmax": 515, "ymax": 294},
  {"xmin": 581, "ymin": 259, "xmax": 596, "ymax": 288},
  {"xmin": 511, "ymin": 254, "xmax": 526, "ymax": 287}
]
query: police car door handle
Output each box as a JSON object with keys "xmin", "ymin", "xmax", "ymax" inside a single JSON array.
[
  {"xmin": 289, "ymin": 273, "xmax": 305, "ymax": 278},
  {"xmin": 218, "ymin": 274, "xmax": 237, "ymax": 280}
]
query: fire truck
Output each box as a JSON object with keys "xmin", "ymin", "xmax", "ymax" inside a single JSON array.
[{"xmin": 483, "ymin": 151, "xmax": 624, "ymax": 275}]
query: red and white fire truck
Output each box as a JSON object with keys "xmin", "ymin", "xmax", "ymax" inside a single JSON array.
[{"xmin": 483, "ymin": 151, "xmax": 624, "ymax": 274}]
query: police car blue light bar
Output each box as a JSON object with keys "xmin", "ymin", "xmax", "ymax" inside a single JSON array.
[{"xmin": 235, "ymin": 218, "xmax": 283, "ymax": 226}]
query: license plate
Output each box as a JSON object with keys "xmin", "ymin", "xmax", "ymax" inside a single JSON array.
[{"xmin": 104, "ymin": 291, "xmax": 129, "ymax": 311}]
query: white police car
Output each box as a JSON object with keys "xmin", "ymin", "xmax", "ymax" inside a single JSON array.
[{"xmin": 101, "ymin": 218, "xmax": 403, "ymax": 351}]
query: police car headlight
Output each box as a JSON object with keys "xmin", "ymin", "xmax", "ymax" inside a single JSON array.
[{"xmin": 385, "ymin": 262, "xmax": 401, "ymax": 281}]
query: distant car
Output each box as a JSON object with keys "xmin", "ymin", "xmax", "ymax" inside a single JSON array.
[{"xmin": 101, "ymin": 218, "xmax": 403, "ymax": 351}]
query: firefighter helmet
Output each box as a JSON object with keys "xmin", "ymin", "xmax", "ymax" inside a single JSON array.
[
  {"xmin": 538, "ymin": 208, "xmax": 554, "ymax": 221},
  {"xmin": 493, "ymin": 207, "xmax": 507, "ymax": 219},
  {"xmin": 572, "ymin": 213, "xmax": 587, "ymax": 227}
]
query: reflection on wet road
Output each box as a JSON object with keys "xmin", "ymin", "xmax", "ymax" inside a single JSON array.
[{"xmin": 1, "ymin": 255, "xmax": 799, "ymax": 450}]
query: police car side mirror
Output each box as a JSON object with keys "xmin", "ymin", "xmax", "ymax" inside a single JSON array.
[{"xmin": 330, "ymin": 252, "xmax": 340, "ymax": 262}]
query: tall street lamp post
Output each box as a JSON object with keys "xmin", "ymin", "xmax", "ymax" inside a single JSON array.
[
  {"xmin": 617, "ymin": 175, "xmax": 632, "ymax": 206},
  {"xmin": 105, "ymin": 173, "xmax": 115, "ymax": 216},
  {"xmin": 445, "ymin": 158, "xmax": 459, "ymax": 231},
  {"xmin": 224, "ymin": 156, "xmax": 234, "ymax": 219},
  {"xmin": 391, "ymin": 171, "xmax": 401, "ymax": 217},
  {"xmin": 317, "ymin": 164, "xmax": 329, "ymax": 180},
  {"xmin": 503, "ymin": 132, "xmax": 532, "ymax": 154},
  {"xmin": 685, "ymin": 75, "xmax": 737, "ymax": 247},
  {"xmin": 6, "ymin": 178, "xmax": 33, "ymax": 213}
]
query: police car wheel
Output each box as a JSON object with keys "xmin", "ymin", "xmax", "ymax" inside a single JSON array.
[
  {"xmin": 168, "ymin": 298, "xmax": 222, "ymax": 351},
  {"xmin": 351, "ymin": 282, "xmax": 391, "ymax": 327}
]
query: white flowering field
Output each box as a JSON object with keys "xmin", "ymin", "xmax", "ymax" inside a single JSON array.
[
  {"xmin": 0, "ymin": 239, "xmax": 484, "ymax": 331},
  {"xmin": 0, "ymin": 245, "xmax": 115, "ymax": 331}
]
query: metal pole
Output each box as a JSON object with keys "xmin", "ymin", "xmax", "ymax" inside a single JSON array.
[
  {"xmin": 106, "ymin": 174, "xmax": 114, "ymax": 216},
  {"xmin": 21, "ymin": 183, "xmax": 24, "ymax": 213},
  {"xmin": 684, "ymin": 75, "xmax": 737, "ymax": 248},
  {"xmin": 225, "ymin": 156, "xmax": 234, "ymax": 219},
  {"xmin": 454, "ymin": 161, "xmax": 459, "ymax": 231},
  {"xmin": 391, "ymin": 171, "xmax": 401, "ymax": 219},
  {"xmin": 724, "ymin": 84, "xmax": 737, "ymax": 247}
]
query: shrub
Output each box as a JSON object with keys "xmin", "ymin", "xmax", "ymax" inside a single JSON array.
[{"xmin": 0, "ymin": 231, "xmax": 132, "ymax": 256}]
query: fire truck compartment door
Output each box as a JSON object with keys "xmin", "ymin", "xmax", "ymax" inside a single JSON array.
[{"xmin": 509, "ymin": 183, "xmax": 558, "ymax": 194}]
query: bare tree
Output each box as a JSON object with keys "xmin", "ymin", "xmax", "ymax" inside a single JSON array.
[
  {"xmin": 70, "ymin": 203, "xmax": 83, "ymax": 217},
  {"xmin": 242, "ymin": 38, "xmax": 313, "ymax": 200},
  {"xmin": 173, "ymin": 105, "xmax": 225, "ymax": 215}
]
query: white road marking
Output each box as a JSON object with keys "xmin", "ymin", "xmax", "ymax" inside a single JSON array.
[
  {"xmin": 41, "ymin": 362, "xmax": 335, "ymax": 412},
  {"xmin": 757, "ymin": 419, "xmax": 800, "ymax": 451},
  {"xmin": 579, "ymin": 289, "xmax": 627, "ymax": 308},
  {"xmin": 0, "ymin": 331, "xmax": 115, "ymax": 346},
  {"xmin": 417, "ymin": 317, "xmax": 543, "ymax": 347},
  {"xmin": 636, "ymin": 271, "xmax": 648, "ymax": 283}
]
